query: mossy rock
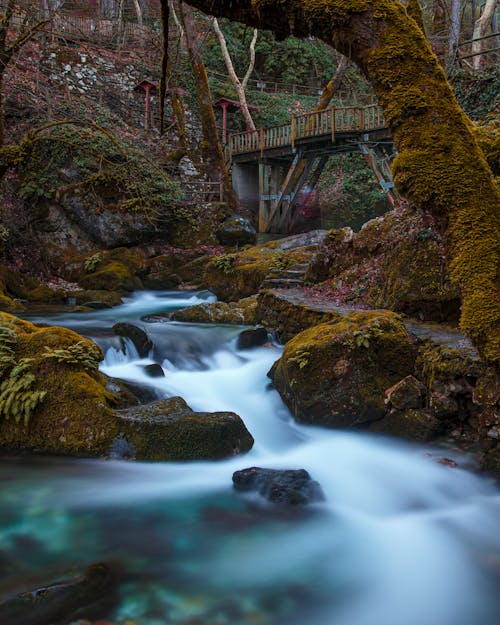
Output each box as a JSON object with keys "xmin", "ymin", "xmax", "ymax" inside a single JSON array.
[
  {"xmin": 74, "ymin": 290, "xmax": 123, "ymax": 308},
  {"xmin": 370, "ymin": 408, "xmax": 442, "ymax": 441},
  {"xmin": 172, "ymin": 296, "xmax": 259, "ymax": 325},
  {"xmin": 115, "ymin": 397, "xmax": 254, "ymax": 461},
  {"xmin": 79, "ymin": 261, "xmax": 143, "ymax": 292},
  {"xmin": 0, "ymin": 313, "xmax": 119, "ymax": 456},
  {"xmin": 205, "ymin": 245, "xmax": 314, "ymax": 301},
  {"xmin": 365, "ymin": 237, "xmax": 460, "ymax": 322},
  {"xmin": 0, "ymin": 291, "xmax": 23, "ymax": 312},
  {"xmin": 256, "ymin": 290, "xmax": 342, "ymax": 342},
  {"xmin": 0, "ymin": 313, "xmax": 253, "ymax": 461},
  {"xmin": 269, "ymin": 310, "xmax": 415, "ymax": 428}
]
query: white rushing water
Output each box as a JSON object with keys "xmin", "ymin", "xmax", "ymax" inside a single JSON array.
[{"xmin": 9, "ymin": 290, "xmax": 500, "ymax": 625}]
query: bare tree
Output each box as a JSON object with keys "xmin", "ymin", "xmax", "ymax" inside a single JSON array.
[
  {"xmin": 471, "ymin": 0, "xmax": 498, "ymax": 69},
  {"xmin": 447, "ymin": 0, "xmax": 461, "ymax": 70},
  {"xmin": 213, "ymin": 18, "xmax": 257, "ymax": 131}
]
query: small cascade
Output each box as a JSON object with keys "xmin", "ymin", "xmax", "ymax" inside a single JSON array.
[{"xmin": 5, "ymin": 289, "xmax": 500, "ymax": 625}]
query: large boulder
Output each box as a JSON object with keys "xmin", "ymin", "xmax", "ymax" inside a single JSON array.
[
  {"xmin": 114, "ymin": 397, "xmax": 254, "ymax": 461},
  {"xmin": 257, "ymin": 289, "xmax": 342, "ymax": 343},
  {"xmin": 232, "ymin": 467, "xmax": 325, "ymax": 505},
  {"xmin": 216, "ymin": 214, "xmax": 257, "ymax": 246},
  {"xmin": 0, "ymin": 313, "xmax": 120, "ymax": 456},
  {"xmin": 269, "ymin": 310, "xmax": 415, "ymax": 428},
  {"xmin": 306, "ymin": 208, "xmax": 461, "ymax": 323},
  {"xmin": 171, "ymin": 296, "xmax": 259, "ymax": 325},
  {"xmin": 0, "ymin": 313, "xmax": 253, "ymax": 461}
]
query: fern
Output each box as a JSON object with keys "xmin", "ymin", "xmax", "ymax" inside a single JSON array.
[
  {"xmin": 212, "ymin": 253, "xmax": 236, "ymax": 275},
  {"xmin": 42, "ymin": 341, "xmax": 102, "ymax": 372},
  {"xmin": 0, "ymin": 325, "xmax": 17, "ymax": 377},
  {"xmin": 0, "ymin": 358, "xmax": 47, "ymax": 427},
  {"xmin": 84, "ymin": 253, "xmax": 103, "ymax": 273}
]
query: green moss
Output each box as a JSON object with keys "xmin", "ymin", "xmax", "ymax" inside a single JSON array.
[
  {"xmin": 0, "ymin": 313, "xmax": 118, "ymax": 456},
  {"xmin": 270, "ymin": 310, "xmax": 415, "ymax": 427},
  {"xmin": 205, "ymin": 244, "xmax": 314, "ymax": 301},
  {"xmin": 79, "ymin": 261, "xmax": 143, "ymax": 292},
  {"xmin": 172, "ymin": 296, "xmax": 259, "ymax": 325}
]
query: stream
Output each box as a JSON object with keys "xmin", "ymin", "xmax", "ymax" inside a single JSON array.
[{"xmin": 1, "ymin": 290, "xmax": 500, "ymax": 625}]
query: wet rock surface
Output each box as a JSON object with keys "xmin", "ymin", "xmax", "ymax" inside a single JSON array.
[
  {"xmin": 237, "ymin": 326, "xmax": 268, "ymax": 350},
  {"xmin": 115, "ymin": 397, "xmax": 254, "ymax": 461},
  {"xmin": 112, "ymin": 322, "xmax": 153, "ymax": 357},
  {"xmin": 0, "ymin": 562, "xmax": 117, "ymax": 625},
  {"xmin": 233, "ymin": 467, "xmax": 325, "ymax": 505}
]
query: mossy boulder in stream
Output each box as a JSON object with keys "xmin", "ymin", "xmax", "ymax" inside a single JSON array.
[
  {"xmin": 0, "ymin": 313, "xmax": 254, "ymax": 461},
  {"xmin": 0, "ymin": 312, "xmax": 119, "ymax": 456},
  {"xmin": 269, "ymin": 310, "xmax": 415, "ymax": 428},
  {"xmin": 115, "ymin": 397, "xmax": 254, "ymax": 461},
  {"xmin": 172, "ymin": 296, "xmax": 259, "ymax": 325}
]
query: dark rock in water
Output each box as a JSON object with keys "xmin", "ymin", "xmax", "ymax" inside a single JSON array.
[
  {"xmin": 115, "ymin": 397, "xmax": 254, "ymax": 461},
  {"xmin": 237, "ymin": 327, "xmax": 268, "ymax": 350},
  {"xmin": 142, "ymin": 363, "xmax": 165, "ymax": 378},
  {"xmin": 216, "ymin": 214, "xmax": 257, "ymax": 246},
  {"xmin": 0, "ymin": 562, "xmax": 117, "ymax": 625},
  {"xmin": 109, "ymin": 433, "xmax": 136, "ymax": 460},
  {"xmin": 112, "ymin": 322, "xmax": 152, "ymax": 357},
  {"xmin": 232, "ymin": 467, "xmax": 325, "ymax": 505},
  {"xmin": 82, "ymin": 300, "xmax": 112, "ymax": 310}
]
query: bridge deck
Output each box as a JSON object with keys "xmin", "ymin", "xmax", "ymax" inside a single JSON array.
[{"xmin": 226, "ymin": 104, "xmax": 389, "ymax": 164}]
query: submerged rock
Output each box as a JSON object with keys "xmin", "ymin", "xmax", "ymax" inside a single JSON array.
[
  {"xmin": 141, "ymin": 363, "xmax": 165, "ymax": 378},
  {"xmin": 232, "ymin": 467, "xmax": 325, "ymax": 505},
  {"xmin": 115, "ymin": 397, "xmax": 254, "ymax": 461},
  {"xmin": 269, "ymin": 310, "xmax": 415, "ymax": 428},
  {"xmin": 0, "ymin": 562, "xmax": 117, "ymax": 625}
]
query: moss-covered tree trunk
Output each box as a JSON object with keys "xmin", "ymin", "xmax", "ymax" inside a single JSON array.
[{"xmin": 174, "ymin": 0, "xmax": 500, "ymax": 362}]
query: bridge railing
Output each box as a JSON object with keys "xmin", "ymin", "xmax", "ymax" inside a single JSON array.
[{"xmin": 228, "ymin": 104, "xmax": 386, "ymax": 158}]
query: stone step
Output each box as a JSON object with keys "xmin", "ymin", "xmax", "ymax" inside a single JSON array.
[
  {"xmin": 261, "ymin": 278, "xmax": 304, "ymax": 289},
  {"xmin": 267, "ymin": 268, "xmax": 307, "ymax": 276}
]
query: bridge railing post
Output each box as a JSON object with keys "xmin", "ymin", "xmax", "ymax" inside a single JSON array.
[
  {"xmin": 331, "ymin": 107, "xmax": 335, "ymax": 143},
  {"xmin": 291, "ymin": 114, "xmax": 296, "ymax": 149}
]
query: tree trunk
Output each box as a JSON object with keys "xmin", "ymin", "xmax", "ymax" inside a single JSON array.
[
  {"xmin": 174, "ymin": 0, "xmax": 500, "ymax": 362},
  {"xmin": 315, "ymin": 54, "xmax": 348, "ymax": 111},
  {"xmin": 213, "ymin": 18, "xmax": 256, "ymax": 131},
  {"xmin": 472, "ymin": 0, "xmax": 498, "ymax": 70},
  {"xmin": 447, "ymin": 0, "xmax": 461, "ymax": 71},
  {"xmin": 179, "ymin": 3, "xmax": 236, "ymax": 207},
  {"xmin": 132, "ymin": 0, "xmax": 143, "ymax": 26}
]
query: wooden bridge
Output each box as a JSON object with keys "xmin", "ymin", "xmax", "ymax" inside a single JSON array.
[{"xmin": 226, "ymin": 104, "xmax": 395, "ymax": 234}]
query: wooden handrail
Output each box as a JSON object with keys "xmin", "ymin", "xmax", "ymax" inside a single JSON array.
[{"xmin": 228, "ymin": 104, "xmax": 386, "ymax": 157}]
